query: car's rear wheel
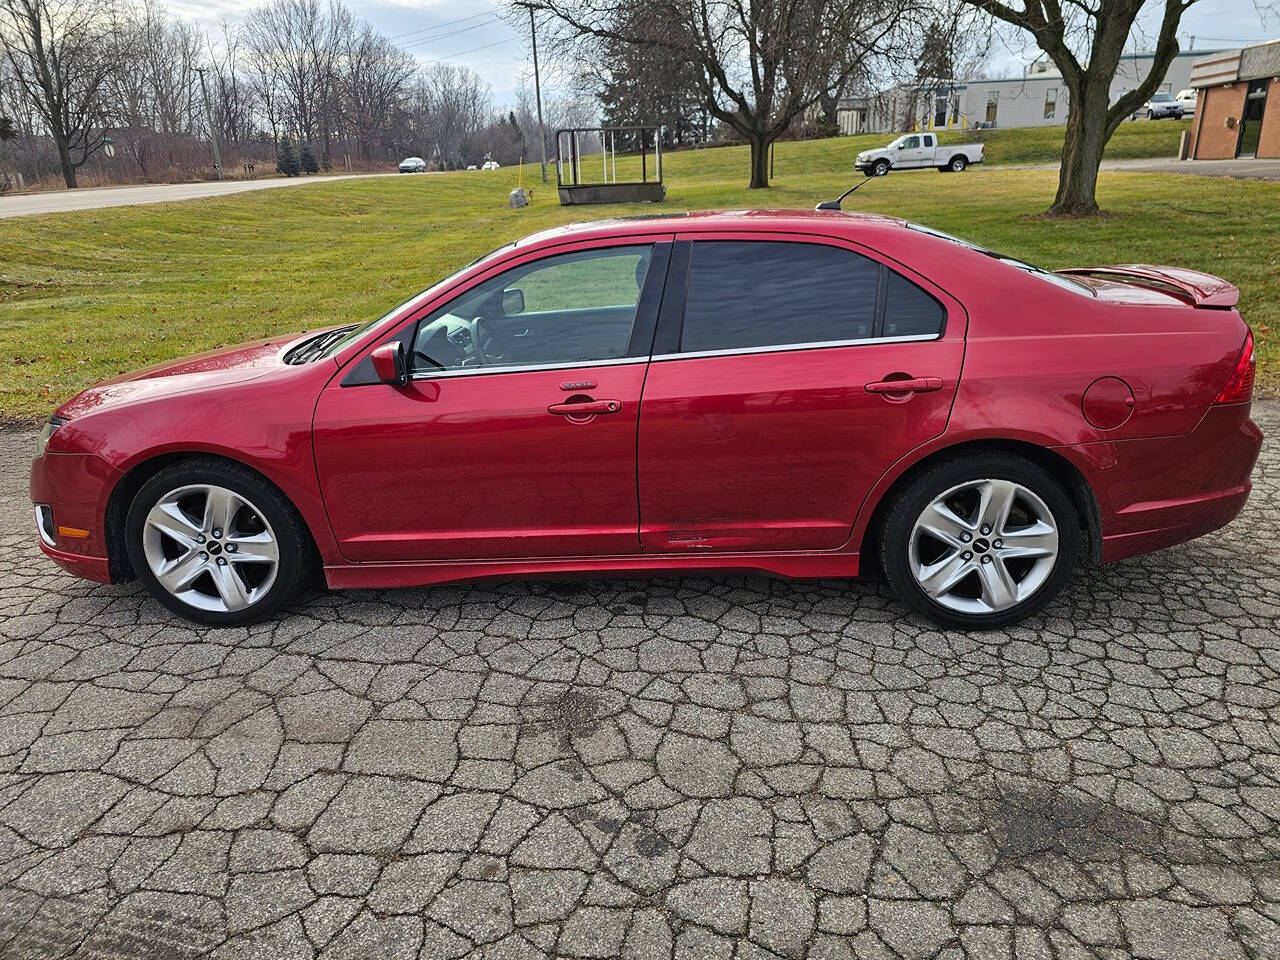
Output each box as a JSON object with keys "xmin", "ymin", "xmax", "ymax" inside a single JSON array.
[
  {"xmin": 879, "ymin": 454, "xmax": 1079, "ymax": 630},
  {"xmin": 125, "ymin": 459, "xmax": 311, "ymax": 626},
  {"xmin": 949, "ymin": 156, "xmax": 968, "ymax": 172}
]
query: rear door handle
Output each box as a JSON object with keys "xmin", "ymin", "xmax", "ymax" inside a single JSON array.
[
  {"xmin": 548, "ymin": 399, "xmax": 622, "ymax": 416},
  {"xmin": 865, "ymin": 377, "xmax": 943, "ymax": 394}
]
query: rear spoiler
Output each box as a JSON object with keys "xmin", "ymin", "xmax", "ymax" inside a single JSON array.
[{"xmin": 1056, "ymin": 264, "xmax": 1239, "ymax": 308}]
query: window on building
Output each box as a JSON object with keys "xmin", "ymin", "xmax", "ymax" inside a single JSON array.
[
  {"xmin": 1044, "ymin": 87, "xmax": 1057, "ymax": 119},
  {"xmin": 985, "ymin": 91, "xmax": 999, "ymax": 125}
]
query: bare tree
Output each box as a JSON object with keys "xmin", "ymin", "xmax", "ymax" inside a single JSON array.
[
  {"xmin": 417, "ymin": 63, "xmax": 491, "ymax": 168},
  {"xmin": 339, "ymin": 18, "xmax": 414, "ymax": 163},
  {"xmin": 0, "ymin": 0, "xmax": 118, "ymax": 187},
  {"xmin": 961, "ymin": 0, "xmax": 1200, "ymax": 215},
  {"xmin": 242, "ymin": 0, "xmax": 340, "ymax": 145},
  {"xmin": 526, "ymin": 0, "xmax": 914, "ymax": 188},
  {"xmin": 207, "ymin": 23, "xmax": 257, "ymax": 146}
]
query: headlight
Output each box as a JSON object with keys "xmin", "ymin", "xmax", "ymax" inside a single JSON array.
[{"xmin": 36, "ymin": 416, "xmax": 67, "ymax": 456}]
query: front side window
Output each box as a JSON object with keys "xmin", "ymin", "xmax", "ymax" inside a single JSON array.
[
  {"xmin": 902, "ymin": 135, "xmax": 921, "ymax": 149},
  {"xmin": 410, "ymin": 245, "xmax": 653, "ymax": 373},
  {"xmin": 678, "ymin": 240, "xmax": 942, "ymax": 354}
]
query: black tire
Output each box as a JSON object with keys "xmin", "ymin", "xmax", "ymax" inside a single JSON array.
[
  {"xmin": 873, "ymin": 159, "xmax": 890, "ymax": 177},
  {"xmin": 878, "ymin": 453, "xmax": 1080, "ymax": 630},
  {"xmin": 949, "ymin": 156, "xmax": 968, "ymax": 172},
  {"xmin": 125, "ymin": 458, "xmax": 313, "ymax": 626},
  {"xmin": 1146, "ymin": 110, "xmax": 1154, "ymax": 120}
]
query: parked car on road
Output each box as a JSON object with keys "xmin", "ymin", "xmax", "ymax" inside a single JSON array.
[
  {"xmin": 481, "ymin": 160, "xmax": 501, "ymax": 170},
  {"xmin": 1140, "ymin": 92, "xmax": 1184, "ymax": 119},
  {"xmin": 1175, "ymin": 88, "xmax": 1198, "ymax": 116},
  {"xmin": 855, "ymin": 133, "xmax": 984, "ymax": 176},
  {"xmin": 31, "ymin": 211, "xmax": 1260, "ymax": 630},
  {"xmin": 398, "ymin": 157, "xmax": 427, "ymax": 173}
]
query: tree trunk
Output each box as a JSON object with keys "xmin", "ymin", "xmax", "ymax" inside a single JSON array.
[
  {"xmin": 1050, "ymin": 84, "xmax": 1111, "ymax": 215},
  {"xmin": 748, "ymin": 134, "xmax": 770, "ymax": 189},
  {"xmin": 56, "ymin": 137, "xmax": 78, "ymax": 189}
]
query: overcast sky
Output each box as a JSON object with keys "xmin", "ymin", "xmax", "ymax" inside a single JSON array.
[{"xmin": 166, "ymin": 0, "xmax": 1276, "ymax": 106}]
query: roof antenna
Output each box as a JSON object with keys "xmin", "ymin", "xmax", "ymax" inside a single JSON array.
[{"xmin": 816, "ymin": 177, "xmax": 875, "ymax": 211}]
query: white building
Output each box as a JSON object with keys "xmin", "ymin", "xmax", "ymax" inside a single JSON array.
[{"xmin": 841, "ymin": 48, "xmax": 1217, "ymax": 134}]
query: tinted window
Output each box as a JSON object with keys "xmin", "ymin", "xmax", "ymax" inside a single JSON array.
[
  {"xmin": 411, "ymin": 245, "xmax": 652, "ymax": 373},
  {"xmin": 884, "ymin": 272, "xmax": 945, "ymax": 337},
  {"xmin": 680, "ymin": 241, "xmax": 878, "ymax": 353}
]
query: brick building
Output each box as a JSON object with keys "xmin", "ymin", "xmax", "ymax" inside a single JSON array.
[{"xmin": 1188, "ymin": 40, "xmax": 1280, "ymax": 159}]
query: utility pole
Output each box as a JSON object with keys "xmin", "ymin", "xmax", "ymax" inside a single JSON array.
[
  {"xmin": 195, "ymin": 67, "xmax": 224, "ymax": 181},
  {"xmin": 518, "ymin": 2, "xmax": 549, "ymax": 183}
]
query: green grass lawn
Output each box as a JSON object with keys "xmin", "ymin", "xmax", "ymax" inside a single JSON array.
[{"xmin": 2, "ymin": 123, "xmax": 1274, "ymax": 421}]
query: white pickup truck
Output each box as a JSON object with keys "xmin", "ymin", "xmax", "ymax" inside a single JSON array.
[{"xmin": 854, "ymin": 132, "xmax": 985, "ymax": 176}]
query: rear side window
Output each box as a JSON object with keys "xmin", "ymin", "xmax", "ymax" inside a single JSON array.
[
  {"xmin": 677, "ymin": 240, "xmax": 944, "ymax": 354},
  {"xmin": 680, "ymin": 241, "xmax": 878, "ymax": 353},
  {"xmin": 884, "ymin": 271, "xmax": 945, "ymax": 337}
]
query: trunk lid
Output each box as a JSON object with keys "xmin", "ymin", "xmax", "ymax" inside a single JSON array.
[{"xmin": 1056, "ymin": 264, "xmax": 1239, "ymax": 308}]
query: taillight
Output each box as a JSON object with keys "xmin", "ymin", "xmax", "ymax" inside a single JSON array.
[{"xmin": 1214, "ymin": 329, "xmax": 1255, "ymax": 404}]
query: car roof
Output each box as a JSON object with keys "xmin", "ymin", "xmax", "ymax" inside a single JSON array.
[{"xmin": 516, "ymin": 209, "xmax": 908, "ymax": 249}]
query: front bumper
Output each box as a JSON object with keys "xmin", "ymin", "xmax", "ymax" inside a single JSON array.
[
  {"xmin": 1059, "ymin": 403, "xmax": 1263, "ymax": 562},
  {"xmin": 29, "ymin": 449, "xmax": 122, "ymax": 583}
]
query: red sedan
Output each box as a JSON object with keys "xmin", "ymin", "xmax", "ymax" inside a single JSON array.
[{"xmin": 30, "ymin": 211, "xmax": 1261, "ymax": 629}]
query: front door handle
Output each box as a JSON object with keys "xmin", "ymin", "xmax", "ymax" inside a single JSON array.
[
  {"xmin": 865, "ymin": 377, "xmax": 943, "ymax": 395},
  {"xmin": 548, "ymin": 399, "xmax": 622, "ymax": 416}
]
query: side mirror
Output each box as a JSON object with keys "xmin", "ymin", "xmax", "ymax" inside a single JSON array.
[
  {"xmin": 370, "ymin": 341, "xmax": 407, "ymax": 386},
  {"xmin": 502, "ymin": 287, "xmax": 526, "ymax": 315}
]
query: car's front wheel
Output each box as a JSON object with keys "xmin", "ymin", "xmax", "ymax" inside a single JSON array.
[
  {"xmin": 125, "ymin": 459, "xmax": 312, "ymax": 626},
  {"xmin": 879, "ymin": 454, "xmax": 1079, "ymax": 630},
  {"xmin": 873, "ymin": 159, "xmax": 890, "ymax": 176}
]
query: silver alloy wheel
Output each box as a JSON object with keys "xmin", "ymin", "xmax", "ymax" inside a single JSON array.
[
  {"xmin": 908, "ymin": 478, "xmax": 1059, "ymax": 615},
  {"xmin": 141, "ymin": 484, "xmax": 279, "ymax": 613}
]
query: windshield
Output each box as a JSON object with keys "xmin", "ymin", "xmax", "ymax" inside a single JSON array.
[
  {"xmin": 316, "ymin": 241, "xmax": 517, "ymax": 359},
  {"xmin": 1151, "ymin": 93, "xmax": 1173, "ymax": 102},
  {"xmin": 906, "ymin": 223, "xmax": 1094, "ymax": 296}
]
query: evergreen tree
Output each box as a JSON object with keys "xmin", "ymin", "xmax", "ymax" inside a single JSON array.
[
  {"xmin": 596, "ymin": 8, "xmax": 706, "ymax": 148},
  {"xmin": 276, "ymin": 140, "xmax": 300, "ymax": 177},
  {"xmin": 300, "ymin": 142, "xmax": 319, "ymax": 174}
]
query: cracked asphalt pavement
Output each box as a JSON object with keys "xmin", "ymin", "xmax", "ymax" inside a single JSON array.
[{"xmin": 1, "ymin": 404, "xmax": 1278, "ymax": 960}]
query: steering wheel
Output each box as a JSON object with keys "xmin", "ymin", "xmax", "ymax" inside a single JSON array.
[{"xmin": 468, "ymin": 316, "xmax": 514, "ymax": 365}]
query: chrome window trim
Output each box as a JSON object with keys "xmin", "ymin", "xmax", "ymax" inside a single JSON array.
[
  {"xmin": 651, "ymin": 333, "xmax": 940, "ymax": 363},
  {"xmin": 406, "ymin": 334, "xmax": 941, "ymax": 380},
  {"xmin": 410, "ymin": 356, "xmax": 644, "ymax": 381}
]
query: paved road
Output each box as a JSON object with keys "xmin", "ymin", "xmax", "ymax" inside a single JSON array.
[
  {"xmin": 1, "ymin": 405, "xmax": 1278, "ymax": 960},
  {"xmin": 1017, "ymin": 156, "xmax": 1280, "ymax": 180},
  {"xmin": 0, "ymin": 173, "xmax": 403, "ymax": 219}
]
